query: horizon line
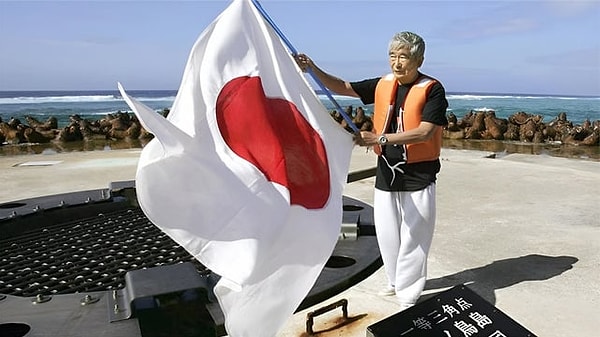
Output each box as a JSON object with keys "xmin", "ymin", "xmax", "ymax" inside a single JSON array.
[{"xmin": 0, "ymin": 89, "xmax": 598, "ymax": 99}]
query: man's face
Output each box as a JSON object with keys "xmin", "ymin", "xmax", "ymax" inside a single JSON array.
[{"xmin": 388, "ymin": 47, "xmax": 423, "ymax": 83}]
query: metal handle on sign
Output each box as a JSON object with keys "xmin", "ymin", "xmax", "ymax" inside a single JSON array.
[{"xmin": 305, "ymin": 298, "xmax": 348, "ymax": 335}]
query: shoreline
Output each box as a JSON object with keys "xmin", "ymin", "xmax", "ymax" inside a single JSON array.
[{"xmin": 1, "ymin": 138, "xmax": 598, "ymax": 161}]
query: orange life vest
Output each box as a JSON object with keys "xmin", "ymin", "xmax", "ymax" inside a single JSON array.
[{"xmin": 372, "ymin": 74, "xmax": 442, "ymax": 163}]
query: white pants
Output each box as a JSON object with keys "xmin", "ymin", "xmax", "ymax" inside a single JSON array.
[{"xmin": 373, "ymin": 183, "xmax": 436, "ymax": 304}]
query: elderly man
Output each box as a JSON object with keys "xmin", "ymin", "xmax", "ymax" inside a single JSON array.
[{"xmin": 296, "ymin": 31, "xmax": 448, "ymax": 309}]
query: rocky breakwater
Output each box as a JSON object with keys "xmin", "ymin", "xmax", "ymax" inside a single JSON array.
[
  {"xmin": 0, "ymin": 111, "xmax": 155, "ymax": 146},
  {"xmin": 444, "ymin": 110, "xmax": 599, "ymax": 147},
  {"xmin": 0, "ymin": 108, "xmax": 598, "ymax": 151}
]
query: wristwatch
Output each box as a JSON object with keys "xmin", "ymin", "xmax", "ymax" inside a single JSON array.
[{"xmin": 377, "ymin": 134, "xmax": 388, "ymax": 145}]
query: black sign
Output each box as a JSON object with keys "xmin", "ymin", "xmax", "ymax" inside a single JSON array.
[{"xmin": 367, "ymin": 285, "xmax": 537, "ymax": 337}]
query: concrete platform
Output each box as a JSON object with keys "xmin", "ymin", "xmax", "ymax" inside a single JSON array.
[{"xmin": 1, "ymin": 146, "xmax": 598, "ymax": 337}]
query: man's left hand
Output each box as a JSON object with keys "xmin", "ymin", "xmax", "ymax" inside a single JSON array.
[{"xmin": 354, "ymin": 131, "xmax": 377, "ymax": 146}]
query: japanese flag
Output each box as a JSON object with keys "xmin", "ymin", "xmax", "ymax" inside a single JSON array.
[{"xmin": 118, "ymin": 0, "xmax": 353, "ymax": 336}]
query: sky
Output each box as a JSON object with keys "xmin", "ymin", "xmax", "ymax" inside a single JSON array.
[{"xmin": 0, "ymin": 0, "xmax": 599, "ymax": 96}]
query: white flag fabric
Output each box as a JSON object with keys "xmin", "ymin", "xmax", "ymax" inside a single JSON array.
[{"xmin": 118, "ymin": 0, "xmax": 353, "ymax": 336}]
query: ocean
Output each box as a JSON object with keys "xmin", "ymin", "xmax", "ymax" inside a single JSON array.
[{"xmin": 1, "ymin": 90, "xmax": 598, "ymax": 129}]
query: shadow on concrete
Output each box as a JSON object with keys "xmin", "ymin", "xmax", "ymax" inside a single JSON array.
[{"xmin": 422, "ymin": 254, "xmax": 578, "ymax": 304}]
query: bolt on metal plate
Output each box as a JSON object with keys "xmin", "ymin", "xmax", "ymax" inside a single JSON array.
[{"xmin": 31, "ymin": 294, "xmax": 51, "ymax": 304}]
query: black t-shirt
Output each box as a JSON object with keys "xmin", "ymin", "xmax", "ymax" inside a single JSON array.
[{"xmin": 350, "ymin": 75, "xmax": 448, "ymax": 191}]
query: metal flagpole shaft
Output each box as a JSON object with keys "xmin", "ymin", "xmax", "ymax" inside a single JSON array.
[{"xmin": 250, "ymin": 0, "xmax": 360, "ymax": 133}]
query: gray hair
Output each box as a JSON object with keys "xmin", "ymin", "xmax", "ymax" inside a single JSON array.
[{"xmin": 388, "ymin": 31, "xmax": 425, "ymax": 60}]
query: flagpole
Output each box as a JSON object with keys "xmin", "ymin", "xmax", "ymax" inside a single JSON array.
[{"xmin": 250, "ymin": 0, "xmax": 360, "ymax": 133}]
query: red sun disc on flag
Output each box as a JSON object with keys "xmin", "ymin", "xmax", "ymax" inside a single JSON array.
[{"xmin": 216, "ymin": 76, "xmax": 330, "ymax": 209}]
